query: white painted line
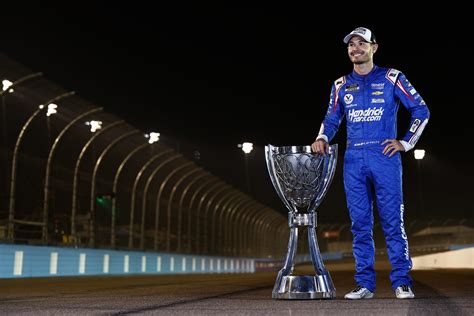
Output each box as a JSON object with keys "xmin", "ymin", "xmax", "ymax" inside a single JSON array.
[
  {"xmin": 182, "ymin": 257, "xmax": 186, "ymax": 271},
  {"xmin": 157, "ymin": 256, "xmax": 161, "ymax": 272},
  {"xmin": 201, "ymin": 258, "xmax": 205, "ymax": 271},
  {"xmin": 50, "ymin": 252, "xmax": 58, "ymax": 275},
  {"xmin": 124, "ymin": 255, "xmax": 129, "ymax": 273},
  {"xmin": 170, "ymin": 257, "xmax": 175, "ymax": 272},
  {"xmin": 141, "ymin": 256, "xmax": 147, "ymax": 272},
  {"xmin": 79, "ymin": 253, "xmax": 86, "ymax": 274},
  {"xmin": 192, "ymin": 257, "xmax": 196, "ymax": 271},
  {"xmin": 13, "ymin": 251, "xmax": 23, "ymax": 276},
  {"xmin": 103, "ymin": 254, "xmax": 109, "ymax": 273}
]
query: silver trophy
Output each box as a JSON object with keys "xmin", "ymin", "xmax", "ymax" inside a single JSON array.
[{"xmin": 265, "ymin": 144, "xmax": 338, "ymax": 299}]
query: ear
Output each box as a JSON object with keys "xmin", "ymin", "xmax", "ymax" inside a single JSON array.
[{"xmin": 372, "ymin": 43, "xmax": 379, "ymax": 53}]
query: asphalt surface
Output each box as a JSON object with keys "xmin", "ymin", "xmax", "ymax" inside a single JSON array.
[{"xmin": 1, "ymin": 258, "xmax": 472, "ymax": 315}]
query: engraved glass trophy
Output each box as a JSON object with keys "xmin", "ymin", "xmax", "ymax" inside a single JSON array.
[{"xmin": 265, "ymin": 144, "xmax": 338, "ymax": 299}]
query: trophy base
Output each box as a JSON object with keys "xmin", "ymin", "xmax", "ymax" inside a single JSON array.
[{"xmin": 272, "ymin": 275, "xmax": 336, "ymax": 300}]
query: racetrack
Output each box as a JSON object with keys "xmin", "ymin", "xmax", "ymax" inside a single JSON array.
[{"xmin": 1, "ymin": 258, "xmax": 472, "ymax": 315}]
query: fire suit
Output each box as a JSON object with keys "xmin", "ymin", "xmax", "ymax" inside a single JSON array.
[{"xmin": 316, "ymin": 65, "xmax": 430, "ymax": 292}]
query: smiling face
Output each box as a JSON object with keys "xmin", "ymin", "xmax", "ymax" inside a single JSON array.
[{"xmin": 347, "ymin": 35, "xmax": 378, "ymax": 65}]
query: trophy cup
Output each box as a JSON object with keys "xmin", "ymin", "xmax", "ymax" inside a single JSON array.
[{"xmin": 265, "ymin": 144, "xmax": 338, "ymax": 299}]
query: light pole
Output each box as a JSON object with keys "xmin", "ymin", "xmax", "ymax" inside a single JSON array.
[
  {"xmin": 238, "ymin": 142, "xmax": 253, "ymax": 194},
  {"xmin": 414, "ymin": 149, "xmax": 425, "ymax": 218},
  {"xmin": 7, "ymin": 91, "xmax": 74, "ymax": 241}
]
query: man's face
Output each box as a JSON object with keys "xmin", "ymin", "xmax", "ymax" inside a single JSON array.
[{"xmin": 347, "ymin": 35, "xmax": 377, "ymax": 64}]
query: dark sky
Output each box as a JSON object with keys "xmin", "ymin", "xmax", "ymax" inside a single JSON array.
[{"xmin": 1, "ymin": 3, "xmax": 472, "ymax": 222}]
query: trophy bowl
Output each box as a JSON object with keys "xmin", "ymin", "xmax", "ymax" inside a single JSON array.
[{"xmin": 265, "ymin": 144, "xmax": 338, "ymax": 299}]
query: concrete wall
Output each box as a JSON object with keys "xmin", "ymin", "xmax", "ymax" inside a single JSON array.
[
  {"xmin": 412, "ymin": 246, "xmax": 474, "ymax": 269},
  {"xmin": 0, "ymin": 244, "xmax": 255, "ymax": 278}
]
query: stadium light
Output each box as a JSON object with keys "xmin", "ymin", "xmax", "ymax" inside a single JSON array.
[{"xmin": 414, "ymin": 149, "xmax": 425, "ymax": 160}]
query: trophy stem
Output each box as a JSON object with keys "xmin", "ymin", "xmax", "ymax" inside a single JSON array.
[
  {"xmin": 308, "ymin": 224, "xmax": 326, "ymax": 275},
  {"xmin": 272, "ymin": 211, "xmax": 336, "ymax": 299},
  {"xmin": 307, "ymin": 223, "xmax": 336, "ymax": 297},
  {"xmin": 272, "ymin": 226, "xmax": 298, "ymax": 297}
]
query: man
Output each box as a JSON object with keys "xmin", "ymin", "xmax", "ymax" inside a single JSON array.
[{"xmin": 311, "ymin": 27, "xmax": 430, "ymax": 299}]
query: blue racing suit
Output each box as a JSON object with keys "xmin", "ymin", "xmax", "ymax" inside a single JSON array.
[{"xmin": 316, "ymin": 65, "xmax": 430, "ymax": 291}]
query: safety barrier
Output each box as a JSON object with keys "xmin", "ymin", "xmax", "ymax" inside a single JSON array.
[
  {"xmin": 412, "ymin": 246, "xmax": 474, "ymax": 269},
  {"xmin": 0, "ymin": 244, "xmax": 256, "ymax": 278}
]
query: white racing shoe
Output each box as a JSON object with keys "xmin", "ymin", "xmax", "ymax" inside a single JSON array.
[
  {"xmin": 344, "ymin": 285, "xmax": 374, "ymax": 299},
  {"xmin": 395, "ymin": 285, "xmax": 415, "ymax": 299}
]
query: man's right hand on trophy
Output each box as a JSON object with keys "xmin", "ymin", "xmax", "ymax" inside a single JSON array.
[{"xmin": 311, "ymin": 138, "xmax": 329, "ymax": 155}]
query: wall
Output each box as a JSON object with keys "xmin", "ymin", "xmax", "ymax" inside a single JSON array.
[{"xmin": 0, "ymin": 244, "xmax": 255, "ymax": 278}]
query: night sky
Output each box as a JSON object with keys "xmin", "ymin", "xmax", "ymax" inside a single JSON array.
[{"xmin": 1, "ymin": 4, "xmax": 472, "ymax": 222}]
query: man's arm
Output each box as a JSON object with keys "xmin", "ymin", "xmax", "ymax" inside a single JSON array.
[
  {"xmin": 312, "ymin": 78, "xmax": 346, "ymax": 154},
  {"xmin": 394, "ymin": 72, "xmax": 430, "ymax": 151}
]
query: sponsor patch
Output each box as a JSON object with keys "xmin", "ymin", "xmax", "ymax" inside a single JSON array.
[
  {"xmin": 409, "ymin": 134, "xmax": 420, "ymax": 145},
  {"xmin": 371, "ymin": 91, "xmax": 384, "ymax": 95},
  {"xmin": 371, "ymin": 83, "xmax": 385, "ymax": 89},
  {"xmin": 371, "ymin": 98, "xmax": 385, "ymax": 103},
  {"xmin": 386, "ymin": 69, "xmax": 400, "ymax": 84},
  {"xmin": 409, "ymin": 88, "xmax": 417, "ymax": 95},
  {"xmin": 348, "ymin": 107, "xmax": 384, "ymax": 122},
  {"xmin": 353, "ymin": 27, "xmax": 367, "ymax": 35},
  {"xmin": 400, "ymin": 204, "xmax": 410, "ymax": 261},
  {"xmin": 409, "ymin": 119, "xmax": 421, "ymax": 132},
  {"xmin": 345, "ymin": 84, "xmax": 359, "ymax": 92},
  {"xmin": 353, "ymin": 140, "xmax": 381, "ymax": 147},
  {"xmin": 344, "ymin": 94, "xmax": 353, "ymax": 104}
]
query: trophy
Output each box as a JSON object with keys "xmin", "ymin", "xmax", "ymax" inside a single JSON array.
[{"xmin": 265, "ymin": 144, "xmax": 338, "ymax": 299}]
